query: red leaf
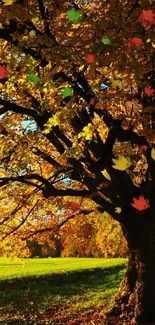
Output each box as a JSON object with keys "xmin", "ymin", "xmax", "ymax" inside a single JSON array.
[
  {"xmin": 144, "ymin": 86, "xmax": 155, "ymax": 97},
  {"xmin": 140, "ymin": 146, "xmax": 148, "ymax": 151},
  {"xmin": 127, "ymin": 38, "xmax": 143, "ymax": 49},
  {"xmin": 138, "ymin": 10, "xmax": 155, "ymax": 28},
  {"xmin": 131, "ymin": 195, "xmax": 150, "ymax": 211},
  {"xmin": 47, "ymin": 211, "xmax": 54, "ymax": 217},
  {"xmin": 64, "ymin": 202, "xmax": 81, "ymax": 212},
  {"xmin": 84, "ymin": 54, "xmax": 95, "ymax": 64},
  {"xmin": 0, "ymin": 65, "xmax": 8, "ymax": 79}
]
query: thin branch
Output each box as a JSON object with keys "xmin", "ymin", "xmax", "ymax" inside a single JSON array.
[
  {"xmin": 2, "ymin": 201, "xmax": 38, "ymax": 239},
  {"xmin": 0, "ymin": 28, "xmax": 48, "ymax": 67},
  {"xmin": 22, "ymin": 209, "xmax": 94, "ymax": 240}
]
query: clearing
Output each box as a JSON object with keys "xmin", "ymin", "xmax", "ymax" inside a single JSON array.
[{"xmin": 0, "ymin": 257, "xmax": 127, "ymax": 324}]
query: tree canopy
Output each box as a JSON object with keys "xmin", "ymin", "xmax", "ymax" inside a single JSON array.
[{"xmin": 0, "ymin": 0, "xmax": 154, "ymax": 247}]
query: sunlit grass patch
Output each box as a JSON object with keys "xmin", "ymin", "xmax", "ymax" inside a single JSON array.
[{"xmin": 0, "ymin": 258, "xmax": 127, "ymax": 324}]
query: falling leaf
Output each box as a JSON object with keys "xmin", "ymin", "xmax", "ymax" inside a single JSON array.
[
  {"xmin": 61, "ymin": 87, "xmax": 73, "ymax": 98},
  {"xmin": 47, "ymin": 211, "xmax": 54, "ymax": 217},
  {"xmin": 112, "ymin": 156, "xmax": 132, "ymax": 171},
  {"xmin": 29, "ymin": 30, "xmax": 36, "ymax": 38},
  {"xmin": 84, "ymin": 54, "xmax": 95, "ymax": 64},
  {"xmin": 144, "ymin": 86, "xmax": 155, "ymax": 96},
  {"xmin": 65, "ymin": 202, "xmax": 81, "ymax": 212},
  {"xmin": 115, "ymin": 207, "xmax": 122, "ymax": 214},
  {"xmin": 32, "ymin": 17, "xmax": 39, "ymax": 25},
  {"xmin": 67, "ymin": 8, "xmax": 82, "ymax": 23},
  {"xmin": 151, "ymin": 148, "xmax": 155, "ymax": 161},
  {"xmin": 131, "ymin": 195, "xmax": 150, "ymax": 211},
  {"xmin": 101, "ymin": 169, "xmax": 111, "ymax": 180},
  {"xmin": 138, "ymin": 10, "xmax": 155, "ymax": 28},
  {"xmin": 127, "ymin": 38, "xmax": 143, "ymax": 49},
  {"xmin": 26, "ymin": 72, "xmax": 40, "ymax": 84},
  {"xmin": 101, "ymin": 37, "xmax": 111, "ymax": 45},
  {"xmin": 0, "ymin": 65, "xmax": 8, "ymax": 79},
  {"xmin": 2, "ymin": 0, "xmax": 14, "ymax": 5},
  {"xmin": 140, "ymin": 146, "xmax": 148, "ymax": 151},
  {"xmin": 111, "ymin": 79, "xmax": 122, "ymax": 89}
]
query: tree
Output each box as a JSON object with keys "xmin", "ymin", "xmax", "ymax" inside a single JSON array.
[
  {"xmin": 0, "ymin": 0, "xmax": 154, "ymax": 322},
  {"xmin": 60, "ymin": 211, "xmax": 102, "ymax": 257},
  {"xmin": 96, "ymin": 213, "xmax": 128, "ymax": 258}
]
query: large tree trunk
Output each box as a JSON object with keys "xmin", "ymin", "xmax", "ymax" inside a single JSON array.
[{"xmin": 111, "ymin": 213, "xmax": 155, "ymax": 323}]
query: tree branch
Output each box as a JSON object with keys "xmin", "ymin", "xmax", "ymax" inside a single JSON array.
[
  {"xmin": 0, "ymin": 175, "xmax": 89, "ymax": 198},
  {"xmin": 0, "ymin": 28, "xmax": 48, "ymax": 67},
  {"xmin": 2, "ymin": 201, "xmax": 38, "ymax": 239},
  {"xmin": 0, "ymin": 98, "xmax": 39, "ymax": 118},
  {"xmin": 22, "ymin": 209, "xmax": 95, "ymax": 240}
]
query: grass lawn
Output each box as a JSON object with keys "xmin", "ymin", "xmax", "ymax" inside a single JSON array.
[{"xmin": 0, "ymin": 257, "xmax": 127, "ymax": 325}]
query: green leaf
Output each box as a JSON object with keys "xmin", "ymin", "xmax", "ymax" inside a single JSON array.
[
  {"xmin": 101, "ymin": 37, "xmax": 111, "ymax": 45},
  {"xmin": 61, "ymin": 87, "xmax": 73, "ymax": 98},
  {"xmin": 67, "ymin": 8, "xmax": 82, "ymax": 23},
  {"xmin": 26, "ymin": 73, "xmax": 40, "ymax": 84}
]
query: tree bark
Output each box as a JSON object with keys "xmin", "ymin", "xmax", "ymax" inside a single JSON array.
[{"xmin": 111, "ymin": 212, "xmax": 155, "ymax": 323}]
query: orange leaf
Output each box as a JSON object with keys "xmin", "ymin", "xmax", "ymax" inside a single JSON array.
[
  {"xmin": 131, "ymin": 195, "xmax": 150, "ymax": 211},
  {"xmin": 65, "ymin": 202, "xmax": 81, "ymax": 212},
  {"xmin": 138, "ymin": 10, "xmax": 155, "ymax": 28},
  {"xmin": 127, "ymin": 38, "xmax": 143, "ymax": 49},
  {"xmin": 144, "ymin": 86, "xmax": 155, "ymax": 96},
  {"xmin": 0, "ymin": 65, "xmax": 8, "ymax": 79},
  {"xmin": 84, "ymin": 54, "xmax": 95, "ymax": 64}
]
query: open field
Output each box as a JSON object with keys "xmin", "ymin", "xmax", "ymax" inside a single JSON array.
[{"xmin": 0, "ymin": 257, "xmax": 127, "ymax": 324}]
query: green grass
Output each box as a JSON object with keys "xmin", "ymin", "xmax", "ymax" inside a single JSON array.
[
  {"xmin": 0, "ymin": 257, "xmax": 127, "ymax": 324},
  {"xmin": 0, "ymin": 257, "xmax": 126, "ymax": 280}
]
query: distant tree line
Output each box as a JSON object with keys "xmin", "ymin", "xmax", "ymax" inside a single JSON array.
[{"xmin": 26, "ymin": 213, "xmax": 128, "ymax": 258}]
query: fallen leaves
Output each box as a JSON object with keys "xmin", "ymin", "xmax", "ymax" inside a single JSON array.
[
  {"xmin": 131, "ymin": 195, "xmax": 150, "ymax": 211},
  {"xmin": 112, "ymin": 156, "xmax": 132, "ymax": 171}
]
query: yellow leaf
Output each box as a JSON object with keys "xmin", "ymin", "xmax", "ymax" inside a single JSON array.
[
  {"xmin": 32, "ymin": 17, "xmax": 39, "ymax": 24},
  {"xmin": 29, "ymin": 30, "xmax": 36, "ymax": 37},
  {"xmin": 115, "ymin": 207, "xmax": 122, "ymax": 214},
  {"xmin": 111, "ymin": 79, "xmax": 122, "ymax": 89},
  {"xmin": 101, "ymin": 169, "xmax": 111, "ymax": 180},
  {"xmin": 151, "ymin": 148, "xmax": 155, "ymax": 161},
  {"xmin": 2, "ymin": 0, "xmax": 14, "ymax": 4},
  {"xmin": 112, "ymin": 156, "xmax": 132, "ymax": 171},
  {"xmin": 78, "ymin": 123, "xmax": 94, "ymax": 141},
  {"xmin": 79, "ymin": 64, "xmax": 85, "ymax": 71}
]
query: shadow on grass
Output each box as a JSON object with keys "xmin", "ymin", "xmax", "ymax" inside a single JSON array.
[{"xmin": 0, "ymin": 262, "xmax": 127, "ymax": 312}]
